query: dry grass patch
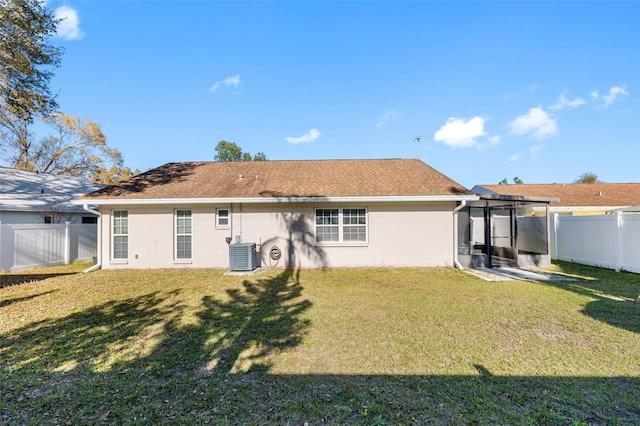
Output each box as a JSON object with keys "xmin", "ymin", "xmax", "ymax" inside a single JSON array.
[{"xmin": 1, "ymin": 262, "xmax": 639, "ymax": 424}]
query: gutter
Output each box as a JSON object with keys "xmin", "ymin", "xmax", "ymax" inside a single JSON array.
[
  {"xmin": 82, "ymin": 204, "xmax": 101, "ymax": 273},
  {"xmin": 72, "ymin": 194, "xmax": 480, "ymax": 206},
  {"xmin": 453, "ymin": 200, "xmax": 467, "ymax": 270}
]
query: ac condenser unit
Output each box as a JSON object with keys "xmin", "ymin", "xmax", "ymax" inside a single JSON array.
[{"xmin": 229, "ymin": 243, "xmax": 258, "ymax": 271}]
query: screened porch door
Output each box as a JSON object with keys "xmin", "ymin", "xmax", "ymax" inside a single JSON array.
[{"xmin": 489, "ymin": 206, "xmax": 517, "ymax": 267}]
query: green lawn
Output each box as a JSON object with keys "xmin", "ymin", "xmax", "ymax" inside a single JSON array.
[{"xmin": 1, "ymin": 262, "xmax": 639, "ymax": 425}]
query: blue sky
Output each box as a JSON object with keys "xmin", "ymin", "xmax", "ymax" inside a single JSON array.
[{"xmin": 39, "ymin": 0, "xmax": 640, "ymax": 188}]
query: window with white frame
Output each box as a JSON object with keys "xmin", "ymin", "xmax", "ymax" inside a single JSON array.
[
  {"xmin": 112, "ymin": 210, "xmax": 128, "ymax": 260},
  {"xmin": 315, "ymin": 208, "xmax": 367, "ymax": 243},
  {"xmin": 175, "ymin": 209, "xmax": 192, "ymax": 260},
  {"xmin": 216, "ymin": 208, "xmax": 230, "ymax": 228}
]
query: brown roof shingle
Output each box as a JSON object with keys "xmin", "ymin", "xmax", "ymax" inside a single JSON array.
[
  {"xmin": 475, "ymin": 183, "xmax": 640, "ymax": 207},
  {"xmin": 79, "ymin": 159, "xmax": 474, "ymax": 201}
]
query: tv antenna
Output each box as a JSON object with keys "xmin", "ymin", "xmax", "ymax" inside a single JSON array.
[{"xmin": 413, "ymin": 136, "xmax": 428, "ymax": 159}]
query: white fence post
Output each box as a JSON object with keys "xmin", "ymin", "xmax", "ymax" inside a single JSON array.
[
  {"xmin": 0, "ymin": 220, "xmax": 3, "ymax": 272},
  {"xmin": 552, "ymin": 213, "xmax": 558, "ymax": 261},
  {"xmin": 616, "ymin": 211, "xmax": 623, "ymax": 272},
  {"xmin": 65, "ymin": 221, "xmax": 71, "ymax": 265}
]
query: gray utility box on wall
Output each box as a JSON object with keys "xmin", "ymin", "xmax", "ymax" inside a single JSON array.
[{"xmin": 228, "ymin": 243, "xmax": 259, "ymax": 271}]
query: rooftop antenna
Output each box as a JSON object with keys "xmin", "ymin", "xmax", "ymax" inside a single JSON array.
[{"xmin": 413, "ymin": 136, "xmax": 428, "ymax": 159}]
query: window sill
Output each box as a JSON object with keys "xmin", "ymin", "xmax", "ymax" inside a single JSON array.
[
  {"xmin": 315, "ymin": 242, "xmax": 369, "ymax": 247},
  {"xmin": 173, "ymin": 260, "xmax": 193, "ymax": 264},
  {"xmin": 110, "ymin": 260, "xmax": 128, "ymax": 265}
]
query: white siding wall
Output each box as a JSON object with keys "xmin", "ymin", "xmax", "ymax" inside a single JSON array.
[
  {"xmin": 0, "ymin": 210, "xmax": 89, "ymax": 224},
  {"xmin": 100, "ymin": 202, "xmax": 456, "ymax": 269}
]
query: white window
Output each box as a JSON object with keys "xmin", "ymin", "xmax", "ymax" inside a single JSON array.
[
  {"xmin": 216, "ymin": 208, "xmax": 230, "ymax": 228},
  {"xmin": 315, "ymin": 208, "xmax": 367, "ymax": 244},
  {"xmin": 112, "ymin": 210, "xmax": 128, "ymax": 260},
  {"xmin": 175, "ymin": 209, "xmax": 192, "ymax": 260}
]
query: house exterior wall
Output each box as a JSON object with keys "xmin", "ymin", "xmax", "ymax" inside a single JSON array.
[
  {"xmin": 98, "ymin": 201, "xmax": 456, "ymax": 270},
  {"xmin": 0, "ymin": 210, "xmax": 90, "ymax": 224}
]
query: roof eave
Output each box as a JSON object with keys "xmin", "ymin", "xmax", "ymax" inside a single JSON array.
[
  {"xmin": 550, "ymin": 205, "xmax": 630, "ymax": 212},
  {"xmin": 72, "ymin": 194, "xmax": 480, "ymax": 206},
  {"xmin": 477, "ymin": 194, "xmax": 560, "ymax": 203}
]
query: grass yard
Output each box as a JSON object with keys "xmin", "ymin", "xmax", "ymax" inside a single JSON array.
[{"xmin": 0, "ymin": 262, "xmax": 639, "ymax": 425}]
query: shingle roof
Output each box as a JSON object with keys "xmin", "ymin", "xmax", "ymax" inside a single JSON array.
[
  {"xmin": 0, "ymin": 167, "xmax": 104, "ymax": 212},
  {"xmin": 473, "ymin": 183, "xmax": 640, "ymax": 207},
  {"xmin": 78, "ymin": 159, "xmax": 475, "ymax": 201}
]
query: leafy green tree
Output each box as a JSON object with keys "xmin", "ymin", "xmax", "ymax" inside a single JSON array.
[
  {"xmin": 574, "ymin": 172, "xmax": 600, "ymax": 184},
  {"xmin": 0, "ymin": 0, "xmax": 62, "ymax": 167},
  {"xmin": 252, "ymin": 152, "xmax": 267, "ymax": 161},
  {"xmin": 0, "ymin": 2, "xmax": 136, "ymax": 184},
  {"xmin": 498, "ymin": 177, "xmax": 524, "ymax": 184},
  {"xmin": 214, "ymin": 140, "xmax": 267, "ymax": 162},
  {"xmin": 0, "ymin": 0, "xmax": 61, "ymax": 123}
]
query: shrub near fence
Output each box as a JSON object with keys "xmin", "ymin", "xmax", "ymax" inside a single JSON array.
[
  {"xmin": 0, "ymin": 222, "xmax": 97, "ymax": 272},
  {"xmin": 551, "ymin": 212, "xmax": 640, "ymax": 274}
]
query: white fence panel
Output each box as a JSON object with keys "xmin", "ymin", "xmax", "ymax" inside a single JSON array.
[
  {"xmin": 621, "ymin": 215, "xmax": 640, "ymax": 273},
  {"xmin": 71, "ymin": 224, "xmax": 97, "ymax": 261},
  {"xmin": 13, "ymin": 224, "xmax": 67, "ymax": 271},
  {"xmin": 552, "ymin": 213, "xmax": 640, "ymax": 273},
  {"xmin": 0, "ymin": 222, "xmax": 97, "ymax": 272}
]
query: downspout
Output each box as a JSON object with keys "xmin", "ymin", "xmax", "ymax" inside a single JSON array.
[
  {"xmin": 82, "ymin": 204, "xmax": 101, "ymax": 273},
  {"xmin": 453, "ymin": 200, "xmax": 467, "ymax": 270}
]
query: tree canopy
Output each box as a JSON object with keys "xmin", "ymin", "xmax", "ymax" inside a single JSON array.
[
  {"xmin": 574, "ymin": 172, "xmax": 600, "ymax": 184},
  {"xmin": 0, "ymin": 1, "xmax": 137, "ymax": 185},
  {"xmin": 0, "ymin": 0, "xmax": 62, "ymax": 123},
  {"xmin": 498, "ymin": 177, "xmax": 524, "ymax": 185},
  {"xmin": 2, "ymin": 112, "xmax": 137, "ymax": 184},
  {"xmin": 214, "ymin": 140, "xmax": 266, "ymax": 162}
]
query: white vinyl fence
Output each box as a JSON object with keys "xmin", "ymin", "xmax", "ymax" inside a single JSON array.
[
  {"xmin": 551, "ymin": 212, "xmax": 640, "ymax": 274},
  {"xmin": 0, "ymin": 222, "xmax": 97, "ymax": 272}
]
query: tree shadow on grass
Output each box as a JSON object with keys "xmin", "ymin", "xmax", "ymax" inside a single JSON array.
[
  {"xmin": 0, "ymin": 291, "xmax": 182, "ymax": 375},
  {"xmin": 0, "ymin": 269, "xmax": 314, "ymax": 424},
  {"xmin": 541, "ymin": 262, "xmax": 640, "ymax": 333},
  {"xmin": 1, "ymin": 270, "xmax": 639, "ymax": 424},
  {"xmin": 134, "ymin": 269, "xmax": 312, "ymax": 382},
  {"xmin": 0, "ymin": 272, "xmax": 78, "ymax": 288},
  {"xmin": 0, "ymin": 290, "xmax": 58, "ymax": 308}
]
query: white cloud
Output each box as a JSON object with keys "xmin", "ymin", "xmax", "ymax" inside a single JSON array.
[
  {"xmin": 374, "ymin": 110, "xmax": 399, "ymax": 128},
  {"xmin": 433, "ymin": 116, "xmax": 487, "ymax": 148},
  {"xmin": 530, "ymin": 145, "xmax": 544, "ymax": 159},
  {"xmin": 487, "ymin": 135, "xmax": 501, "ymax": 146},
  {"xmin": 210, "ymin": 75, "xmax": 241, "ymax": 92},
  {"xmin": 55, "ymin": 6, "xmax": 84, "ymax": 41},
  {"xmin": 508, "ymin": 107, "xmax": 557, "ymax": 138},
  {"xmin": 549, "ymin": 94, "xmax": 586, "ymax": 111},
  {"xmin": 591, "ymin": 86, "xmax": 629, "ymax": 107},
  {"xmin": 507, "ymin": 154, "xmax": 520, "ymax": 162},
  {"xmin": 285, "ymin": 128, "xmax": 321, "ymax": 144}
]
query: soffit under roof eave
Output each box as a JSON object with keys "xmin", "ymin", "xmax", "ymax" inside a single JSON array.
[{"xmin": 72, "ymin": 194, "xmax": 480, "ymax": 206}]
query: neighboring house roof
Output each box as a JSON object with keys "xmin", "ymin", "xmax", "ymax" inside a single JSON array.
[
  {"xmin": 77, "ymin": 159, "xmax": 477, "ymax": 204},
  {"xmin": 472, "ymin": 183, "xmax": 640, "ymax": 210},
  {"xmin": 0, "ymin": 167, "xmax": 104, "ymax": 213}
]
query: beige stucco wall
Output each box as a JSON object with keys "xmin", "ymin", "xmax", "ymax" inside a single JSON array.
[{"xmin": 99, "ymin": 201, "xmax": 456, "ymax": 270}]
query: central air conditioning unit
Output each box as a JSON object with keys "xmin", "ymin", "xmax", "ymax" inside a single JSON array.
[{"xmin": 229, "ymin": 243, "xmax": 258, "ymax": 271}]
